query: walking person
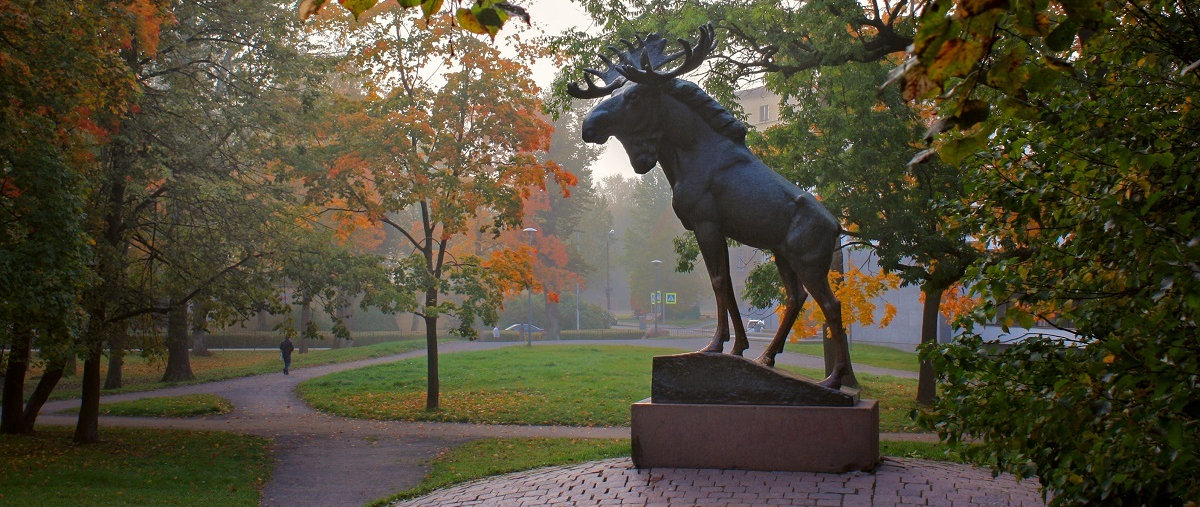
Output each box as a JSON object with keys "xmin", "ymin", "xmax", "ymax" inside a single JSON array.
[{"xmin": 279, "ymin": 336, "xmax": 295, "ymax": 375}]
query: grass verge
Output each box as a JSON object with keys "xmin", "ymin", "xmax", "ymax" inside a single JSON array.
[
  {"xmin": 785, "ymin": 341, "xmax": 920, "ymax": 372},
  {"xmin": 60, "ymin": 393, "xmax": 234, "ymax": 418},
  {"xmin": 0, "ymin": 426, "xmax": 271, "ymax": 507},
  {"xmin": 299, "ymin": 345, "xmax": 922, "ymax": 432},
  {"xmin": 300, "ymin": 345, "xmax": 679, "ymax": 427},
  {"xmin": 369, "ymin": 437, "xmax": 630, "ymax": 506},
  {"xmin": 32, "ymin": 339, "xmax": 427, "ymax": 401}
]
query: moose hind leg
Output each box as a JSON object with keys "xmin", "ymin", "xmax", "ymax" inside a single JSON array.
[
  {"xmin": 798, "ymin": 267, "xmax": 850, "ymax": 389},
  {"xmin": 756, "ymin": 255, "xmax": 806, "ymax": 367}
]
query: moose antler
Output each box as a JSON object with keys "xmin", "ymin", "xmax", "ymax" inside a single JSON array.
[
  {"xmin": 567, "ymin": 22, "xmax": 717, "ymax": 99},
  {"xmin": 615, "ymin": 22, "xmax": 715, "ymax": 85}
]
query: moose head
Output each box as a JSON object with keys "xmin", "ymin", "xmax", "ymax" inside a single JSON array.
[{"xmin": 567, "ymin": 23, "xmax": 717, "ymax": 174}]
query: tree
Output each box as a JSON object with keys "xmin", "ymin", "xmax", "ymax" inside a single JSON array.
[
  {"xmin": 548, "ymin": 0, "xmax": 917, "ymax": 111},
  {"xmin": 65, "ymin": 0, "xmax": 320, "ymax": 443},
  {"xmin": 299, "ymin": 0, "xmax": 529, "ymax": 40},
  {"xmin": 289, "ymin": 12, "xmax": 574, "ymax": 410},
  {"xmin": 620, "ymin": 172, "xmax": 706, "ymax": 321},
  {"xmin": 895, "ymin": 1, "xmax": 1200, "ymax": 503},
  {"xmin": 1, "ymin": 0, "xmax": 148, "ymax": 435},
  {"xmin": 527, "ymin": 108, "xmax": 603, "ymax": 339}
]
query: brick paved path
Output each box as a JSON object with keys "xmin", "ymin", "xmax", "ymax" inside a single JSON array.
[{"xmin": 392, "ymin": 457, "xmax": 1045, "ymax": 507}]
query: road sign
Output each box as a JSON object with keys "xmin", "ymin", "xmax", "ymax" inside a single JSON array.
[{"xmin": 665, "ymin": 293, "xmax": 677, "ymax": 304}]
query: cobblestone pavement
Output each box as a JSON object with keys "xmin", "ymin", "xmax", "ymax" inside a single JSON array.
[{"xmin": 392, "ymin": 457, "xmax": 1045, "ymax": 507}]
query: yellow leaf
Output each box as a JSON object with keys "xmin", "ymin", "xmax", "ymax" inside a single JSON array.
[
  {"xmin": 421, "ymin": 0, "xmax": 444, "ymax": 19},
  {"xmin": 297, "ymin": 0, "xmax": 328, "ymax": 21},
  {"xmin": 456, "ymin": 8, "xmax": 488, "ymax": 35},
  {"xmin": 338, "ymin": 0, "xmax": 378, "ymax": 20}
]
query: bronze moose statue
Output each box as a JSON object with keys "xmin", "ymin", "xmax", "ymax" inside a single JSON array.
[{"xmin": 568, "ymin": 23, "xmax": 854, "ymax": 389}]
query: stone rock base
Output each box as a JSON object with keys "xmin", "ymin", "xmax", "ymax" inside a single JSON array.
[{"xmin": 630, "ymin": 399, "xmax": 880, "ymax": 473}]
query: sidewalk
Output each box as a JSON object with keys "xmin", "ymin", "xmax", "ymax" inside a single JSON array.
[{"xmin": 37, "ymin": 338, "xmax": 1031, "ymax": 507}]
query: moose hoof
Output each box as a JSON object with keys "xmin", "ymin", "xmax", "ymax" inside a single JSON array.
[
  {"xmin": 730, "ymin": 346, "xmax": 747, "ymax": 357},
  {"xmin": 819, "ymin": 375, "xmax": 843, "ymax": 390},
  {"xmin": 754, "ymin": 354, "xmax": 775, "ymax": 367},
  {"xmin": 698, "ymin": 344, "xmax": 723, "ymax": 354}
]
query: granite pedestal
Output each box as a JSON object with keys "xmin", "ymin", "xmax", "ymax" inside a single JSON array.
[{"xmin": 630, "ymin": 352, "xmax": 880, "ymax": 472}]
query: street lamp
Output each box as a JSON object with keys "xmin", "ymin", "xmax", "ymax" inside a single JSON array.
[
  {"xmin": 651, "ymin": 259, "xmax": 662, "ymax": 337},
  {"xmin": 606, "ymin": 230, "xmax": 615, "ymax": 315},
  {"xmin": 524, "ymin": 227, "xmax": 537, "ymax": 346}
]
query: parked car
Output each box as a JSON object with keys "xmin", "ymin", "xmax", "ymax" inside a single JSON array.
[
  {"xmin": 504, "ymin": 323, "xmax": 544, "ymax": 333},
  {"xmin": 747, "ymin": 319, "xmax": 766, "ymax": 332}
]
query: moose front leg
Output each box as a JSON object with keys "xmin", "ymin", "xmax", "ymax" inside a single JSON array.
[{"xmin": 693, "ymin": 225, "xmax": 748, "ymax": 355}]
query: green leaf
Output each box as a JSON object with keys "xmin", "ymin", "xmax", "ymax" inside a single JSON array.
[
  {"xmin": 470, "ymin": 3, "xmax": 509, "ymax": 39},
  {"xmin": 421, "ymin": 0, "xmax": 444, "ymax": 19},
  {"xmin": 987, "ymin": 48, "xmax": 1029, "ymax": 95},
  {"xmin": 396, "ymin": 0, "xmax": 422, "ymax": 6},
  {"xmin": 926, "ymin": 38, "xmax": 985, "ymax": 83},
  {"xmin": 956, "ymin": 100, "xmax": 990, "ymax": 130},
  {"xmin": 1014, "ymin": 309, "xmax": 1035, "ymax": 329},
  {"xmin": 1045, "ymin": 19, "xmax": 1080, "ymax": 52},
  {"xmin": 338, "ymin": 0, "xmax": 378, "ymax": 20},
  {"xmin": 456, "ymin": 8, "xmax": 488, "ymax": 35},
  {"xmin": 960, "ymin": 0, "xmax": 1008, "ymax": 16},
  {"xmin": 940, "ymin": 134, "xmax": 987, "ymax": 166}
]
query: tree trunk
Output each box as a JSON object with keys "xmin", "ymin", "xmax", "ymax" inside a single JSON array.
[
  {"xmin": 916, "ymin": 286, "xmax": 944, "ymax": 406},
  {"xmin": 191, "ymin": 328, "xmax": 210, "ymax": 356},
  {"xmin": 24, "ymin": 362, "xmax": 65, "ymax": 429},
  {"xmin": 298, "ymin": 299, "xmax": 311, "ymax": 354},
  {"xmin": 191, "ymin": 305, "xmax": 211, "ymax": 357},
  {"xmin": 161, "ymin": 301, "xmax": 194, "ymax": 382},
  {"xmin": 424, "ymin": 288, "xmax": 439, "ymax": 411},
  {"xmin": 410, "ymin": 312, "xmax": 421, "ymax": 332},
  {"xmin": 545, "ymin": 296, "xmax": 561, "ymax": 340},
  {"xmin": 103, "ymin": 337, "xmax": 123, "ymax": 390},
  {"xmin": 1, "ymin": 324, "xmax": 32, "ymax": 434},
  {"xmin": 257, "ymin": 310, "xmax": 269, "ymax": 331},
  {"xmin": 74, "ymin": 340, "xmax": 104, "ymax": 444}
]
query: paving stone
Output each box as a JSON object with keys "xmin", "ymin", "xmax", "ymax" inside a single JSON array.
[{"xmin": 389, "ymin": 457, "xmax": 1044, "ymax": 507}]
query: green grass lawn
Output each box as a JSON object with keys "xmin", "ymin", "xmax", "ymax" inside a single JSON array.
[
  {"xmin": 786, "ymin": 341, "xmax": 920, "ymax": 372},
  {"xmin": 299, "ymin": 345, "xmax": 923, "ymax": 432},
  {"xmin": 61, "ymin": 393, "xmax": 234, "ymax": 418},
  {"xmin": 33, "ymin": 339, "xmax": 427, "ymax": 401},
  {"xmin": 0, "ymin": 426, "xmax": 271, "ymax": 507},
  {"xmin": 300, "ymin": 345, "xmax": 679, "ymax": 427}
]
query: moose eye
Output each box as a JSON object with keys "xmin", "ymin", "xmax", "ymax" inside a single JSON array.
[{"xmin": 625, "ymin": 88, "xmax": 642, "ymax": 101}]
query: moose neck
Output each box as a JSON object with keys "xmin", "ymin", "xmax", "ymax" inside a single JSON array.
[{"xmin": 654, "ymin": 97, "xmax": 739, "ymax": 185}]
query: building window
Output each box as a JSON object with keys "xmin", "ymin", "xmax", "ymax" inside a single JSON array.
[{"xmin": 759, "ymin": 104, "xmax": 770, "ymax": 122}]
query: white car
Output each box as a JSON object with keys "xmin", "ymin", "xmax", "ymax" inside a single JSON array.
[{"xmin": 747, "ymin": 319, "xmax": 766, "ymax": 332}]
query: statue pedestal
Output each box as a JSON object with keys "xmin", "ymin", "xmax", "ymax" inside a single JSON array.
[
  {"xmin": 630, "ymin": 353, "xmax": 880, "ymax": 472},
  {"xmin": 631, "ymin": 398, "xmax": 879, "ymax": 472}
]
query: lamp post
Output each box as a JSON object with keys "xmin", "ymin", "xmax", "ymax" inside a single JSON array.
[
  {"xmin": 524, "ymin": 227, "xmax": 537, "ymax": 346},
  {"xmin": 574, "ymin": 232, "xmax": 580, "ymax": 331},
  {"xmin": 651, "ymin": 259, "xmax": 662, "ymax": 337},
  {"xmin": 606, "ymin": 229, "xmax": 615, "ymax": 314}
]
